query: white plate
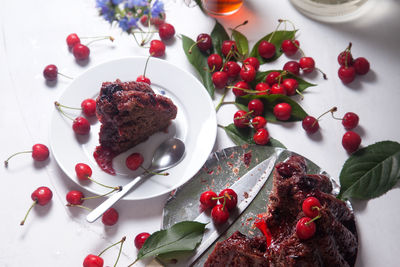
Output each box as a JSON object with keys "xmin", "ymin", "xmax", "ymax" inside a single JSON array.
[{"xmin": 50, "ymin": 57, "xmax": 217, "ymax": 200}]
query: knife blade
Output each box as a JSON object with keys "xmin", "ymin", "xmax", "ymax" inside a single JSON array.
[{"xmin": 160, "ymin": 150, "xmax": 281, "ymax": 266}]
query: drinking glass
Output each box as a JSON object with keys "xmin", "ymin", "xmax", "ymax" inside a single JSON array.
[{"xmin": 201, "ymin": 0, "xmax": 243, "ymax": 16}]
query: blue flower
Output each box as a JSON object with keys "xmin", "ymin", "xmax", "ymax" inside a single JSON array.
[
  {"xmin": 125, "ymin": 0, "xmax": 148, "ymax": 8},
  {"xmin": 119, "ymin": 17, "xmax": 138, "ymax": 32},
  {"xmin": 112, "ymin": 0, "xmax": 124, "ymax": 4},
  {"xmin": 151, "ymin": 0, "xmax": 164, "ymax": 17},
  {"xmin": 95, "ymin": 0, "xmax": 110, "ymax": 8},
  {"xmin": 96, "ymin": 0, "xmax": 115, "ymax": 22}
]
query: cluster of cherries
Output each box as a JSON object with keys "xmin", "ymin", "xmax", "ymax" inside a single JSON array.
[
  {"xmin": 302, "ymin": 107, "xmax": 361, "ymax": 153},
  {"xmin": 338, "ymin": 42, "xmax": 370, "ymax": 84},
  {"xmin": 200, "ymin": 188, "xmax": 238, "ymax": 225},
  {"xmin": 54, "ymin": 98, "xmax": 96, "ymax": 135},
  {"xmin": 296, "ymin": 196, "xmax": 322, "ymax": 240}
]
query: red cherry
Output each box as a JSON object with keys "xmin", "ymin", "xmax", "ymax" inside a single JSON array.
[
  {"xmin": 66, "ymin": 33, "xmax": 81, "ymax": 49},
  {"xmin": 207, "ymin": 54, "xmax": 223, "ymax": 71},
  {"xmin": 258, "ymin": 40, "xmax": 275, "ymax": 59},
  {"xmin": 283, "ymin": 61, "xmax": 300, "ymax": 76},
  {"xmin": 66, "ymin": 190, "xmax": 84, "ymax": 205},
  {"xmin": 354, "ymin": 57, "xmax": 370, "ymax": 75},
  {"xmin": 43, "ymin": 64, "xmax": 58, "ymax": 81},
  {"xmin": 342, "ymin": 112, "xmax": 359, "ymax": 130},
  {"xmin": 282, "ymin": 78, "xmax": 298, "ymax": 96},
  {"xmin": 102, "ymin": 207, "xmax": 119, "ymax": 226},
  {"xmin": 75, "ymin": 163, "xmax": 92, "ymax": 180},
  {"xmin": 83, "ymin": 254, "xmax": 104, "ymax": 267},
  {"xmin": 302, "ymin": 197, "xmax": 322, "ymax": 218},
  {"xmin": 73, "ymin": 116, "xmax": 90, "ymax": 135},
  {"xmin": 223, "ymin": 61, "xmax": 241, "ymax": 78},
  {"xmin": 134, "ymin": 232, "xmax": 151, "ymax": 249},
  {"xmin": 281, "ymin": 39, "xmax": 299, "ymax": 56},
  {"xmin": 149, "ymin": 40, "xmax": 165, "ymax": 57},
  {"xmin": 218, "ymin": 188, "xmax": 238, "ymax": 210},
  {"xmin": 253, "ymin": 128, "xmax": 270, "ymax": 145},
  {"xmin": 136, "ymin": 75, "xmax": 151, "ymax": 85},
  {"xmin": 338, "ymin": 51, "xmax": 353, "ymax": 66},
  {"xmin": 248, "ymin": 99, "xmax": 264, "ymax": 116},
  {"xmin": 158, "ymin": 23, "xmax": 175, "ymax": 40},
  {"xmin": 338, "ymin": 66, "xmax": 356, "ymax": 84},
  {"xmin": 126, "ymin": 152, "xmax": 144, "ymax": 171},
  {"xmin": 81, "ymin": 99, "xmax": 96, "ymax": 117},
  {"xmin": 32, "ymin": 186, "xmax": 53, "ymax": 206},
  {"xmin": 252, "ymin": 116, "xmax": 267, "ymax": 130},
  {"xmin": 212, "ymin": 71, "xmax": 228, "ymax": 89},
  {"xmin": 243, "ymin": 57, "xmax": 260, "ymax": 71},
  {"xmin": 32, "ymin": 144, "xmax": 50, "ymax": 161},
  {"xmin": 299, "ymin": 57, "xmax": 315, "ymax": 73},
  {"xmin": 302, "ymin": 116, "xmax": 319, "ymax": 134},
  {"xmin": 342, "ymin": 131, "xmax": 361, "ymax": 153},
  {"xmin": 196, "ymin": 33, "xmax": 213, "ymax": 52},
  {"xmin": 270, "ymin": 84, "xmax": 287, "ymax": 95},
  {"xmin": 200, "ymin": 190, "xmax": 218, "ymax": 209},
  {"xmin": 221, "ymin": 40, "xmax": 238, "ymax": 57},
  {"xmin": 140, "ymin": 15, "xmax": 149, "ymax": 24},
  {"xmin": 240, "ymin": 64, "xmax": 256, "ymax": 82},
  {"xmin": 211, "ymin": 204, "xmax": 230, "ymax": 224},
  {"xmin": 233, "ymin": 110, "xmax": 249, "ymax": 128},
  {"xmin": 255, "ymin": 82, "xmax": 270, "ymax": 95},
  {"xmin": 273, "ymin": 103, "xmax": 292, "ymax": 121},
  {"xmin": 296, "ymin": 217, "xmax": 316, "ymax": 240},
  {"xmin": 232, "ymin": 81, "xmax": 250, "ymax": 97},
  {"xmin": 265, "ymin": 71, "xmax": 280, "ymax": 85},
  {"xmin": 72, "ymin": 44, "xmax": 90, "ymax": 60}
]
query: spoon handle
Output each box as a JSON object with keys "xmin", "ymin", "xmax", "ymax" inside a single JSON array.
[{"xmin": 86, "ymin": 174, "xmax": 147, "ymax": 223}]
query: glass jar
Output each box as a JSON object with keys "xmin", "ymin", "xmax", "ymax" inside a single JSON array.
[{"xmin": 201, "ymin": 0, "xmax": 243, "ymax": 16}]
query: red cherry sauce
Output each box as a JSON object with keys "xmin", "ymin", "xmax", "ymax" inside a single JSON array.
[
  {"xmin": 254, "ymin": 219, "xmax": 272, "ymax": 247},
  {"xmin": 93, "ymin": 146, "xmax": 117, "ymax": 175}
]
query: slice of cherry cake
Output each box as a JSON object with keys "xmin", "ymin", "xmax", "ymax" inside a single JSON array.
[{"xmin": 94, "ymin": 79, "xmax": 177, "ymax": 174}]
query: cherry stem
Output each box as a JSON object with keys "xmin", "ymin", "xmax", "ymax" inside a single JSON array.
[
  {"xmin": 344, "ymin": 42, "xmax": 352, "ymax": 68},
  {"xmin": 267, "ymin": 20, "xmax": 283, "ymax": 43},
  {"xmin": 66, "ymin": 203, "xmax": 92, "ymax": 211},
  {"xmin": 230, "ymin": 20, "xmax": 248, "ymax": 39},
  {"xmin": 4, "ymin": 150, "xmax": 32, "ymax": 167},
  {"xmin": 279, "ymin": 19, "xmax": 296, "ymax": 32},
  {"xmin": 215, "ymin": 87, "xmax": 229, "ymax": 112},
  {"xmin": 211, "ymin": 196, "xmax": 225, "ymax": 200},
  {"xmin": 81, "ymin": 188, "xmax": 119, "ymax": 201},
  {"xmin": 142, "ymin": 54, "xmax": 152, "ymax": 77},
  {"xmin": 188, "ymin": 38, "xmax": 206, "ymax": 54},
  {"xmin": 87, "ymin": 176, "xmax": 121, "ymax": 190},
  {"xmin": 98, "ymin": 236, "xmax": 126, "ymax": 257},
  {"xmin": 234, "ymin": 110, "xmax": 254, "ymax": 120},
  {"xmin": 140, "ymin": 166, "xmax": 169, "ymax": 176},
  {"xmin": 85, "ymin": 36, "xmax": 114, "ymax": 46},
  {"xmin": 55, "ymin": 102, "xmax": 81, "ymax": 111},
  {"xmin": 113, "ymin": 236, "xmax": 126, "ymax": 267},
  {"xmin": 295, "ymin": 89, "xmax": 304, "ymax": 100},
  {"xmin": 227, "ymin": 86, "xmax": 268, "ymax": 95},
  {"xmin": 317, "ymin": 107, "xmax": 337, "ymax": 121},
  {"xmin": 20, "ymin": 200, "xmax": 37, "ymax": 226},
  {"xmin": 54, "ymin": 101, "xmax": 75, "ymax": 121},
  {"xmin": 57, "ymin": 72, "xmax": 73, "ymax": 79},
  {"xmin": 305, "ymin": 207, "xmax": 321, "ymax": 225},
  {"xmin": 330, "ymin": 107, "xmax": 346, "ymax": 121}
]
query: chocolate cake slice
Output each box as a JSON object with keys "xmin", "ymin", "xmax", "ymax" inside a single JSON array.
[
  {"xmin": 94, "ymin": 80, "xmax": 177, "ymax": 174},
  {"xmin": 205, "ymin": 155, "xmax": 357, "ymax": 267}
]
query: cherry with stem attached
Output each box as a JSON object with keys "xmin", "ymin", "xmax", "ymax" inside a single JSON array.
[
  {"xmin": 72, "ymin": 35, "xmax": 114, "ymax": 60},
  {"xmin": 43, "ymin": 64, "xmax": 73, "ymax": 81},
  {"xmin": 302, "ymin": 107, "xmax": 337, "ymax": 134},
  {"xmin": 55, "ymin": 101, "xmax": 91, "ymax": 135},
  {"xmin": 4, "ymin": 143, "xmax": 49, "ymax": 167},
  {"xmin": 21, "ymin": 186, "xmax": 53, "ymax": 225},
  {"xmin": 136, "ymin": 55, "xmax": 152, "ymax": 85},
  {"xmin": 75, "ymin": 163, "xmax": 121, "ymax": 190},
  {"xmin": 55, "ymin": 99, "xmax": 96, "ymax": 117},
  {"xmin": 258, "ymin": 19, "xmax": 284, "ymax": 59},
  {"xmin": 331, "ymin": 111, "xmax": 359, "ymax": 130},
  {"xmin": 83, "ymin": 236, "xmax": 126, "ymax": 267}
]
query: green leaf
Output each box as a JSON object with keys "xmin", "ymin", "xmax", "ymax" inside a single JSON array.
[
  {"xmin": 249, "ymin": 30, "xmax": 297, "ymax": 64},
  {"xmin": 211, "ymin": 21, "xmax": 230, "ymax": 56},
  {"xmin": 136, "ymin": 221, "xmax": 207, "ymax": 261},
  {"xmin": 338, "ymin": 141, "xmax": 400, "ymax": 200},
  {"xmin": 232, "ymin": 29, "xmax": 248, "ymax": 57},
  {"xmin": 236, "ymin": 94, "xmax": 308, "ymax": 122},
  {"xmin": 252, "ymin": 70, "xmax": 316, "ymax": 93},
  {"xmin": 181, "ymin": 35, "xmax": 214, "ymax": 98},
  {"xmin": 223, "ymin": 124, "xmax": 286, "ymax": 148}
]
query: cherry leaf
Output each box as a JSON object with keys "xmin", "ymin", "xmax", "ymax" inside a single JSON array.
[
  {"xmin": 249, "ymin": 30, "xmax": 297, "ymax": 64},
  {"xmin": 136, "ymin": 221, "xmax": 207, "ymax": 262},
  {"xmin": 211, "ymin": 21, "xmax": 230, "ymax": 56},
  {"xmin": 182, "ymin": 35, "xmax": 214, "ymax": 98},
  {"xmin": 223, "ymin": 124, "xmax": 286, "ymax": 148},
  {"xmin": 232, "ymin": 29, "xmax": 248, "ymax": 57},
  {"xmin": 236, "ymin": 94, "xmax": 308, "ymax": 122},
  {"xmin": 338, "ymin": 141, "xmax": 400, "ymax": 200}
]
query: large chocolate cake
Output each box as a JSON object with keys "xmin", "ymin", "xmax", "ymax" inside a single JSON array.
[
  {"xmin": 205, "ymin": 155, "xmax": 358, "ymax": 267},
  {"xmin": 95, "ymin": 79, "xmax": 177, "ymax": 154}
]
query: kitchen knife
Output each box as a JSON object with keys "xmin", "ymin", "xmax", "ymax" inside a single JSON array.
[{"xmin": 159, "ymin": 150, "xmax": 281, "ymax": 266}]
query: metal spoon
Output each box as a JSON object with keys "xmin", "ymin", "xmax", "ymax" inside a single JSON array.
[{"xmin": 86, "ymin": 138, "xmax": 185, "ymax": 223}]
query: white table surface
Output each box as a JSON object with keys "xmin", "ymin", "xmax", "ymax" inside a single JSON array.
[{"xmin": 1, "ymin": 0, "xmax": 399, "ymax": 266}]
